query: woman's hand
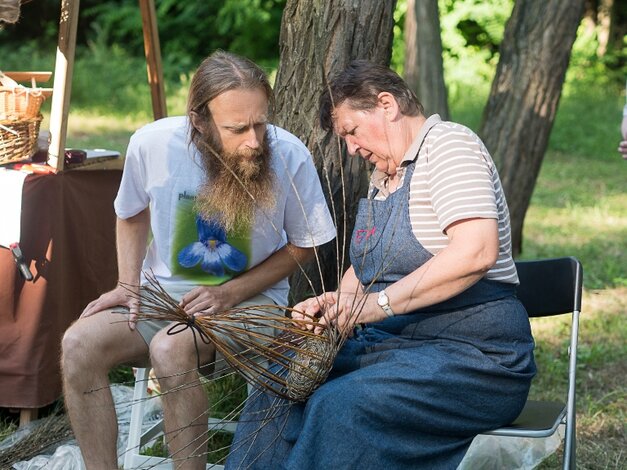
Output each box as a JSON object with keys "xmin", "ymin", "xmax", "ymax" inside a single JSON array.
[
  {"xmin": 293, "ymin": 291, "xmax": 386, "ymax": 335},
  {"xmin": 292, "ymin": 292, "xmax": 338, "ymax": 331},
  {"xmin": 317, "ymin": 292, "xmax": 384, "ymax": 334}
]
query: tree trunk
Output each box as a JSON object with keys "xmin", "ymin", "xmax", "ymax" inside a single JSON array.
[
  {"xmin": 403, "ymin": 0, "xmax": 449, "ymax": 119},
  {"xmin": 274, "ymin": 0, "xmax": 397, "ymax": 303},
  {"xmin": 596, "ymin": 0, "xmax": 614, "ymax": 56},
  {"xmin": 480, "ymin": 0, "xmax": 586, "ymax": 256},
  {"xmin": 605, "ymin": 0, "xmax": 627, "ymax": 60},
  {"xmin": 582, "ymin": 0, "xmax": 599, "ymax": 36}
]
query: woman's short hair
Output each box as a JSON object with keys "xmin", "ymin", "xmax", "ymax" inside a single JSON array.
[{"xmin": 319, "ymin": 60, "xmax": 424, "ymax": 131}]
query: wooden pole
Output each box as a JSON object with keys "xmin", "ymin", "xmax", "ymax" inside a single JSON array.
[
  {"xmin": 47, "ymin": 0, "xmax": 80, "ymax": 172},
  {"xmin": 139, "ymin": 0, "xmax": 167, "ymax": 120}
]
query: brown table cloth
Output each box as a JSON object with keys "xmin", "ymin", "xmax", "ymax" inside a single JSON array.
[{"xmin": 0, "ymin": 169, "xmax": 121, "ymax": 409}]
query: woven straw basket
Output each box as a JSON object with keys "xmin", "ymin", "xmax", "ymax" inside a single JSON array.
[
  {"xmin": 0, "ymin": 71, "xmax": 45, "ymax": 164},
  {"xmin": 0, "ymin": 115, "xmax": 42, "ymax": 165},
  {"xmin": 0, "ymin": 86, "xmax": 45, "ymax": 120}
]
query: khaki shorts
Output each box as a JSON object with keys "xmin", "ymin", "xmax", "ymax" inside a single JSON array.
[{"xmin": 135, "ymin": 292, "xmax": 282, "ymax": 378}]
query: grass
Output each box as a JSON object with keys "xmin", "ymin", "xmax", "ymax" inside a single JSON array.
[
  {"xmin": 519, "ymin": 149, "xmax": 626, "ymax": 469},
  {"xmin": 2, "ymin": 41, "xmax": 625, "ymax": 468},
  {"xmin": 531, "ymin": 288, "xmax": 626, "ymax": 469},
  {"xmin": 522, "ymin": 153, "xmax": 627, "ymax": 289}
]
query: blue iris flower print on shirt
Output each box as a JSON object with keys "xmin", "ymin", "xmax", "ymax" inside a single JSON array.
[{"xmin": 177, "ymin": 216, "xmax": 248, "ymax": 276}]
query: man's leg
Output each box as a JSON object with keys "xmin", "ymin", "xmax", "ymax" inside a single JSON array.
[
  {"xmin": 149, "ymin": 328, "xmax": 216, "ymax": 470},
  {"xmin": 61, "ymin": 310, "xmax": 149, "ymax": 470},
  {"xmin": 149, "ymin": 294, "xmax": 281, "ymax": 470}
]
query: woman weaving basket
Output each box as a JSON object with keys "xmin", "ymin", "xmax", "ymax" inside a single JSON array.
[{"xmin": 226, "ymin": 61, "xmax": 537, "ymax": 469}]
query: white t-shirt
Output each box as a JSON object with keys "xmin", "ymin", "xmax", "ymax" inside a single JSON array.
[{"xmin": 114, "ymin": 116, "xmax": 336, "ymax": 305}]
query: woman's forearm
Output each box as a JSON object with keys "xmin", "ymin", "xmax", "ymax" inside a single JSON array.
[{"xmin": 384, "ymin": 218, "xmax": 499, "ymax": 315}]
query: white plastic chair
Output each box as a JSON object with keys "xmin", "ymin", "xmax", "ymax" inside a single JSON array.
[{"xmin": 123, "ymin": 367, "xmax": 239, "ymax": 470}]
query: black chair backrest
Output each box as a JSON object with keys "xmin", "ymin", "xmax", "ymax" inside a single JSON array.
[{"xmin": 515, "ymin": 257, "xmax": 583, "ymax": 318}]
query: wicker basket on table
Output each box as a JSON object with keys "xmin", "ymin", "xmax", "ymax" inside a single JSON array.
[{"xmin": 0, "ymin": 72, "xmax": 46, "ymax": 165}]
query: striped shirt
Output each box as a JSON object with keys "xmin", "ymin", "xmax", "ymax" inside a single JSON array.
[{"xmin": 369, "ymin": 114, "xmax": 518, "ymax": 284}]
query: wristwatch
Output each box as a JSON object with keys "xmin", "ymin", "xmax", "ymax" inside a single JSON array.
[{"xmin": 377, "ymin": 290, "xmax": 395, "ymax": 317}]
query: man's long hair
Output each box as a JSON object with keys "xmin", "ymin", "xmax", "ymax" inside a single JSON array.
[
  {"xmin": 187, "ymin": 51, "xmax": 276, "ymax": 232},
  {"xmin": 187, "ymin": 50, "xmax": 274, "ymax": 155}
]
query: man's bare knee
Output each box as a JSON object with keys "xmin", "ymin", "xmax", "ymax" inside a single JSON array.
[
  {"xmin": 150, "ymin": 334, "xmax": 192, "ymax": 371},
  {"xmin": 61, "ymin": 322, "xmax": 109, "ymax": 381},
  {"xmin": 62, "ymin": 312, "xmax": 148, "ymax": 382},
  {"xmin": 149, "ymin": 331, "xmax": 215, "ymax": 380}
]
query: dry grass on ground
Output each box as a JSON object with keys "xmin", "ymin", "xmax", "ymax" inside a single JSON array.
[{"xmin": 533, "ymin": 288, "xmax": 626, "ymax": 469}]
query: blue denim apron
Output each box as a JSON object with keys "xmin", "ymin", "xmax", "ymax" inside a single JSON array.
[{"xmin": 227, "ymin": 161, "xmax": 536, "ymax": 470}]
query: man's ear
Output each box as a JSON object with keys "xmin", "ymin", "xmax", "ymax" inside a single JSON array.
[
  {"xmin": 189, "ymin": 111, "xmax": 205, "ymax": 134},
  {"xmin": 377, "ymin": 92, "xmax": 400, "ymax": 121}
]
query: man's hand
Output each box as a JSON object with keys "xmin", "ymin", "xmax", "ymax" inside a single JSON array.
[
  {"xmin": 618, "ymin": 140, "xmax": 627, "ymax": 160},
  {"xmin": 80, "ymin": 284, "xmax": 139, "ymax": 330},
  {"xmin": 180, "ymin": 285, "xmax": 233, "ymax": 317}
]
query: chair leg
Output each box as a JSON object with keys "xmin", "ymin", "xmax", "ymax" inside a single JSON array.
[
  {"xmin": 562, "ymin": 416, "xmax": 576, "ymax": 469},
  {"xmin": 19, "ymin": 408, "xmax": 38, "ymax": 427},
  {"xmin": 123, "ymin": 368, "xmax": 249, "ymax": 469},
  {"xmin": 124, "ymin": 368, "xmax": 150, "ymax": 470}
]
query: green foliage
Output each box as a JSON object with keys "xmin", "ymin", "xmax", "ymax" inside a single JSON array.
[
  {"xmin": 446, "ymin": 82, "xmax": 490, "ymax": 130},
  {"xmin": 71, "ymin": 39, "xmax": 154, "ymax": 117},
  {"xmin": 0, "ymin": 41, "xmax": 55, "ymax": 72},
  {"xmin": 215, "ymin": 0, "xmax": 285, "ymax": 69},
  {"xmin": 108, "ymin": 366, "xmax": 135, "ymax": 386},
  {"xmin": 393, "ymin": 0, "xmax": 513, "ymax": 85},
  {"xmin": 204, "ymin": 373, "xmax": 247, "ymax": 421},
  {"xmin": 438, "ymin": 0, "xmax": 513, "ymax": 91},
  {"xmin": 0, "ymin": 416, "xmax": 17, "ymax": 443},
  {"xmin": 394, "ymin": 0, "xmax": 514, "ymax": 121},
  {"xmin": 549, "ymin": 85, "xmax": 624, "ymax": 161},
  {"xmin": 549, "ymin": 23, "xmax": 626, "ymax": 160},
  {"xmin": 390, "ymin": 0, "xmax": 407, "ymax": 74},
  {"xmin": 0, "ymin": 0, "xmax": 285, "ymax": 82}
]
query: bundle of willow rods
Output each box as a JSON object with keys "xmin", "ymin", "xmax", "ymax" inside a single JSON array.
[
  {"xmin": 124, "ymin": 273, "xmax": 346, "ymax": 402},
  {"xmin": 0, "ymin": 411, "xmax": 73, "ymax": 467}
]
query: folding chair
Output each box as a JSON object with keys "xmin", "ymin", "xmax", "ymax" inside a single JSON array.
[
  {"xmin": 482, "ymin": 257, "xmax": 583, "ymax": 470},
  {"xmin": 123, "ymin": 367, "xmax": 240, "ymax": 470}
]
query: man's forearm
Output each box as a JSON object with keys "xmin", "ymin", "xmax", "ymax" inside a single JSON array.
[
  {"xmin": 116, "ymin": 208, "xmax": 150, "ymax": 285},
  {"xmin": 225, "ymin": 243, "xmax": 314, "ymax": 305}
]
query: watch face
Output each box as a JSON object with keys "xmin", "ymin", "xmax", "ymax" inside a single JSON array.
[{"xmin": 378, "ymin": 291, "xmax": 388, "ymax": 306}]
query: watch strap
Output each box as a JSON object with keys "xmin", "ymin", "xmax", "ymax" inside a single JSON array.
[{"xmin": 378, "ymin": 290, "xmax": 395, "ymax": 317}]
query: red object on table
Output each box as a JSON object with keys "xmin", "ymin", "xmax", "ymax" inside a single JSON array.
[{"xmin": 0, "ymin": 169, "xmax": 121, "ymax": 409}]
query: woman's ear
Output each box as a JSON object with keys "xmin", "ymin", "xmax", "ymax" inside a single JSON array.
[{"xmin": 377, "ymin": 92, "xmax": 400, "ymax": 121}]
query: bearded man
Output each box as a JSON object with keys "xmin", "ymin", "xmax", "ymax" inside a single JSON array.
[{"xmin": 61, "ymin": 51, "xmax": 336, "ymax": 470}]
